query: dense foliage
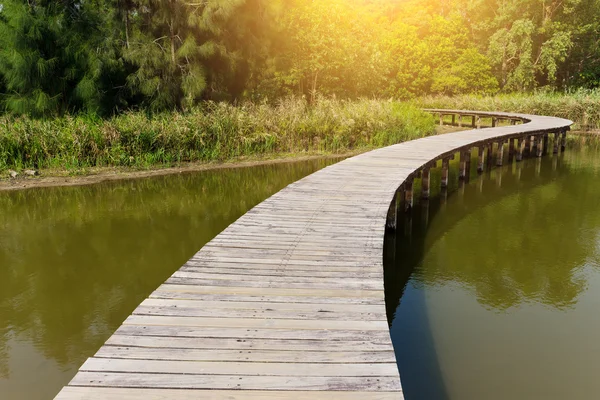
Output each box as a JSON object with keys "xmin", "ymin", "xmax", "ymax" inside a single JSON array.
[{"xmin": 1, "ymin": 0, "xmax": 599, "ymax": 116}]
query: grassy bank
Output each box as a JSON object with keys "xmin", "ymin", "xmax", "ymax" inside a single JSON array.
[
  {"xmin": 0, "ymin": 98, "xmax": 435, "ymax": 174},
  {"xmin": 419, "ymin": 90, "xmax": 600, "ymax": 130}
]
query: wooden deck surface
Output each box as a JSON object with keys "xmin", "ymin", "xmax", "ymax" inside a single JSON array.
[{"xmin": 55, "ymin": 110, "xmax": 572, "ymax": 399}]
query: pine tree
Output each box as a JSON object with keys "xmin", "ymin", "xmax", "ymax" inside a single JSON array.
[{"xmin": 0, "ymin": 0, "xmax": 127, "ymax": 116}]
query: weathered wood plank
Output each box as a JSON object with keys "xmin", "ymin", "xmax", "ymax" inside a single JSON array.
[
  {"xmin": 95, "ymin": 346, "xmax": 397, "ymax": 363},
  {"xmin": 113, "ymin": 325, "xmax": 393, "ymax": 341},
  {"xmin": 56, "ymin": 387, "xmax": 402, "ymax": 399},
  {"xmin": 80, "ymin": 358, "xmax": 400, "ymax": 377},
  {"xmin": 69, "ymin": 372, "xmax": 403, "ymax": 391},
  {"xmin": 106, "ymin": 335, "xmax": 394, "ymax": 351}
]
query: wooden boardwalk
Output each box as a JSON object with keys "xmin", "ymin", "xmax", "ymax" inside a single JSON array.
[{"xmin": 56, "ymin": 110, "xmax": 572, "ymax": 399}]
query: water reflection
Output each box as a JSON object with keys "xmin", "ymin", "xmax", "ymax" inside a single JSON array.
[
  {"xmin": 385, "ymin": 146, "xmax": 600, "ymax": 400},
  {"xmin": 0, "ymin": 158, "xmax": 338, "ymax": 399}
]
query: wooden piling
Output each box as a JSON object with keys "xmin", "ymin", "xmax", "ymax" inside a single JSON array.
[
  {"xmin": 524, "ymin": 135, "xmax": 532, "ymax": 156},
  {"xmin": 536, "ymin": 136, "xmax": 543, "ymax": 157},
  {"xmin": 492, "ymin": 117, "xmax": 497, "ymax": 127},
  {"xmin": 517, "ymin": 138, "xmax": 525, "ymax": 161},
  {"xmin": 404, "ymin": 179, "xmax": 413, "ymax": 212},
  {"xmin": 452, "ymin": 114, "xmax": 456, "ymax": 126},
  {"xmin": 543, "ymin": 134, "xmax": 549, "ymax": 155},
  {"xmin": 441, "ymin": 158, "xmax": 450, "ymax": 188},
  {"xmin": 471, "ymin": 115, "xmax": 476, "ymax": 128},
  {"xmin": 486, "ymin": 143, "xmax": 493, "ymax": 170},
  {"xmin": 476, "ymin": 116, "xmax": 481, "ymax": 129},
  {"xmin": 421, "ymin": 168, "xmax": 431, "ymax": 199},
  {"xmin": 478, "ymin": 146, "xmax": 485, "ymax": 172},
  {"xmin": 553, "ymin": 131, "xmax": 560, "ymax": 154},
  {"xmin": 561, "ymin": 130, "xmax": 567, "ymax": 151},
  {"xmin": 496, "ymin": 141, "xmax": 505, "ymax": 166},
  {"xmin": 459, "ymin": 150, "xmax": 469, "ymax": 180}
]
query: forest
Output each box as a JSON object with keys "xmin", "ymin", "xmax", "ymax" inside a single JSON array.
[
  {"xmin": 1, "ymin": 0, "xmax": 599, "ymax": 173},
  {"xmin": 1, "ymin": 0, "xmax": 599, "ymax": 116}
]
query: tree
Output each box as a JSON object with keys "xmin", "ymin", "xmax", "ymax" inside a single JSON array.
[{"xmin": 0, "ymin": 0, "xmax": 126, "ymax": 116}]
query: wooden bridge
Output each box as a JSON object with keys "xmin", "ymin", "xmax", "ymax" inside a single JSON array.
[{"xmin": 55, "ymin": 110, "xmax": 572, "ymax": 400}]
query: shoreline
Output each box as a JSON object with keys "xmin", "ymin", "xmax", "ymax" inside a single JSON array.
[
  {"xmin": 0, "ymin": 125, "xmax": 476, "ymax": 192},
  {"xmin": 0, "ymin": 152, "xmax": 361, "ymax": 192}
]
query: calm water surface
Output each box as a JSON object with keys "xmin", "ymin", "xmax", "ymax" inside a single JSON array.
[
  {"xmin": 385, "ymin": 144, "xmax": 600, "ymax": 400},
  {"xmin": 0, "ymin": 158, "xmax": 338, "ymax": 399}
]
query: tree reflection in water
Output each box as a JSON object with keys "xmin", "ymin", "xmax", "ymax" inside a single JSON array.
[
  {"xmin": 0, "ymin": 158, "xmax": 339, "ymax": 399},
  {"xmin": 385, "ymin": 145, "xmax": 600, "ymax": 400}
]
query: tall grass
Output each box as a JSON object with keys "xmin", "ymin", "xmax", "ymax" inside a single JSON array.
[
  {"xmin": 419, "ymin": 89, "xmax": 600, "ymax": 130},
  {"xmin": 0, "ymin": 98, "xmax": 435, "ymax": 172}
]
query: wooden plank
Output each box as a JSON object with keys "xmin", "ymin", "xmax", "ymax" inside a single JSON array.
[
  {"xmin": 56, "ymin": 387, "xmax": 402, "ymax": 400},
  {"xmin": 141, "ymin": 298, "xmax": 384, "ymax": 313},
  {"xmin": 106, "ymin": 329, "xmax": 392, "ymax": 351},
  {"xmin": 155, "ymin": 284, "xmax": 385, "ymax": 300},
  {"xmin": 150, "ymin": 290, "xmax": 386, "ymax": 305},
  {"xmin": 95, "ymin": 346, "xmax": 397, "ymax": 363},
  {"xmin": 122, "ymin": 315, "xmax": 390, "ymax": 331},
  {"xmin": 80, "ymin": 358, "xmax": 400, "ymax": 377},
  {"xmin": 113, "ymin": 325, "xmax": 393, "ymax": 341},
  {"xmin": 106, "ymin": 335, "xmax": 394, "ymax": 351},
  {"xmin": 132, "ymin": 305, "xmax": 386, "ymax": 321},
  {"xmin": 68, "ymin": 372, "xmax": 403, "ymax": 391}
]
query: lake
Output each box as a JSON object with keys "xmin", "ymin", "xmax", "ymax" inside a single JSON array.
[
  {"xmin": 385, "ymin": 142, "xmax": 600, "ymax": 400},
  {"xmin": 0, "ymin": 158, "xmax": 338, "ymax": 399}
]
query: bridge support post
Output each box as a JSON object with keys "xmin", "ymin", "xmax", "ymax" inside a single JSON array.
[
  {"xmin": 492, "ymin": 117, "xmax": 497, "ymax": 127},
  {"xmin": 459, "ymin": 150, "xmax": 470, "ymax": 180},
  {"xmin": 496, "ymin": 141, "xmax": 505, "ymax": 166},
  {"xmin": 517, "ymin": 138, "xmax": 525, "ymax": 161},
  {"xmin": 531, "ymin": 135, "xmax": 539, "ymax": 156},
  {"xmin": 421, "ymin": 168, "xmax": 431, "ymax": 199},
  {"xmin": 524, "ymin": 136, "xmax": 532, "ymax": 157},
  {"xmin": 511, "ymin": 119, "xmax": 516, "ymax": 125},
  {"xmin": 486, "ymin": 143, "xmax": 493, "ymax": 170},
  {"xmin": 471, "ymin": 116, "xmax": 476, "ymax": 128},
  {"xmin": 458, "ymin": 115, "xmax": 462, "ymax": 127},
  {"xmin": 441, "ymin": 157, "xmax": 451, "ymax": 189},
  {"xmin": 404, "ymin": 180, "xmax": 413, "ymax": 212},
  {"xmin": 561, "ymin": 130, "xmax": 567, "ymax": 151},
  {"xmin": 536, "ymin": 136, "xmax": 544, "ymax": 157},
  {"xmin": 476, "ymin": 116, "xmax": 481, "ymax": 129},
  {"xmin": 508, "ymin": 138, "xmax": 515, "ymax": 162},
  {"xmin": 452, "ymin": 114, "xmax": 456, "ymax": 126},
  {"xmin": 553, "ymin": 132, "xmax": 560, "ymax": 154},
  {"xmin": 478, "ymin": 146, "xmax": 485, "ymax": 172},
  {"xmin": 439, "ymin": 113, "xmax": 444, "ymax": 126},
  {"xmin": 543, "ymin": 134, "xmax": 549, "ymax": 155}
]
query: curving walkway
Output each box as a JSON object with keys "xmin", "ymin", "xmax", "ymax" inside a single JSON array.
[{"xmin": 55, "ymin": 110, "xmax": 572, "ymax": 399}]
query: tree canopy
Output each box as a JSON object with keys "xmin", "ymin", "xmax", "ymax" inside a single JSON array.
[{"xmin": 1, "ymin": 0, "xmax": 599, "ymax": 115}]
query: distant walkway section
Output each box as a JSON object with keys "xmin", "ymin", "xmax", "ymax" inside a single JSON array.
[{"xmin": 56, "ymin": 110, "xmax": 572, "ymax": 400}]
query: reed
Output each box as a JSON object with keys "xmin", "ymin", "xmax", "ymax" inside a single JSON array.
[{"xmin": 0, "ymin": 97, "xmax": 435, "ymax": 173}]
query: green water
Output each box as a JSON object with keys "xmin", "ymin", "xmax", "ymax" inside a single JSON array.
[
  {"xmin": 386, "ymin": 144, "xmax": 600, "ymax": 400},
  {"xmin": 0, "ymin": 158, "xmax": 338, "ymax": 400}
]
